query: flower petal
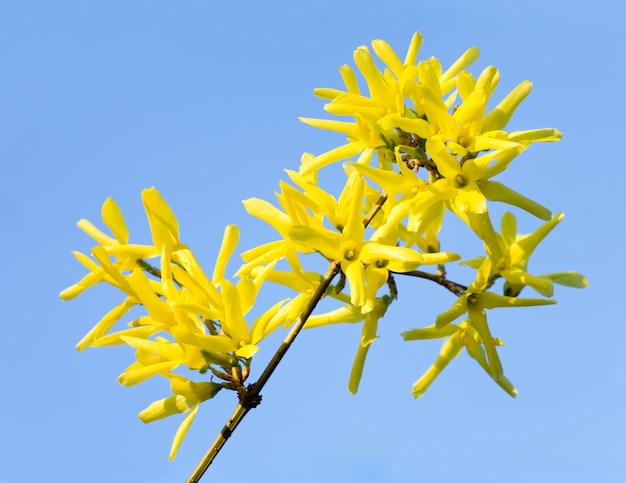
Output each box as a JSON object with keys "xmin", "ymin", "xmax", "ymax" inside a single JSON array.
[
  {"xmin": 411, "ymin": 332, "xmax": 463, "ymax": 398},
  {"xmin": 142, "ymin": 187, "xmax": 179, "ymax": 248},
  {"xmin": 169, "ymin": 404, "xmax": 199, "ymax": 460},
  {"xmin": 212, "ymin": 224, "xmax": 239, "ymax": 286},
  {"xmin": 101, "ymin": 197, "xmax": 129, "ymax": 244},
  {"xmin": 138, "ymin": 394, "xmax": 192, "ymax": 423}
]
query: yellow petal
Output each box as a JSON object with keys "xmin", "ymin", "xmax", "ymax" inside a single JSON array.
[
  {"xmin": 141, "ymin": 187, "xmax": 179, "ymax": 248},
  {"xmin": 212, "ymin": 224, "xmax": 239, "ymax": 286},
  {"xmin": 76, "ymin": 219, "xmax": 116, "ymax": 245},
  {"xmin": 372, "ymin": 38, "xmax": 404, "ymax": 78},
  {"xmin": 90, "ymin": 326, "xmax": 158, "ymax": 347},
  {"xmin": 170, "ymin": 375, "xmax": 222, "ymax": 402},
  {"xmin": 361, "ymin": 242, "xmax": 421, "ymax": 264},
  {"xmin": 172, "ymin": 247, "xmax": 220, "ymax": 306},
  {"xmin": 339, "ymin": 64, "xmax": 360, "ymax": 94},
  {"xmin": 440, "ymin": 46, "xmax": 480, "ymax": 86},
  {"xmin": 313, "ymin": 87, "xmax": 345, "ymax": 100},
  {"xmin": 60, "ymin": 269, "xmax": 104, "ymax": 300},
  {"xmin": 403, "ymin": 32, "xmax": 423, "ymax": 66},
  {"xmin": 343, "ymin": 260, "xmax": 366, "ymax": 308},
  {"xmin": 126, "ymin": 269, "xmax": 175, "ymax": 325},
  {"xmin": 500, "ymin": 268, "xmax": 554, "ymax": 297},
  {"xmin": 421, "ymin": 91, "xmax": 457, "ymax": 140},
  {"xmin": 101, "ymin": 197, "xmax": 129, "ymax": 244},
  {"xmin": 411, "ymin": 332, "xmax": 463, "ymax": 398},
  {"xmin": 453, "ymin": 89, "xmax": 488, "ymax": 128},
  {"xmin": 478, "ymin": 180, "xmax": 551, "ymax": 221},
  {"xmin": 91, "ymin": 245, "xmax": 132, "ymax": 294},
  {"xmin": 299, "ymin": 142, "xmax": 365, "ymax": 176},
  {"xmin": 378, "ymin": 113, "xmax": 434, "ymax": 140},
  {"xmin": 305, "ymin": 304, "xmax": 364, "ymax": 329},
  {"xmin": 169, "ymin": 404, "xmax": 199, "ymax": 460},
  {"xmin": 285, "ymin": 169, "xmax": 338, "ymax": 215},
  {"xmin": 341, "ymin": 177, "xmax": 365, "ymax": 243},
  {"xmin": 456, "ymin": 70, "xmax": 476, "ymax": 100},
  {"xmin": 426, "ymin": 137, "xmax": 460, "ymax": 180},
  {"xmin": 104, "ymin": 244, "xmax": 160, "ymax": 259},
  {"xmin": 170, "ymin": 330, "xmax": 238, "ymax": 353},
  {"xmin": 402, "ymin": 324, "xmax": 459, "ymax": 340},
  {"xmin": 139, "ymin": 394, "xmax": 192, "ymax": 423},
  {"xmin": 418, "ymin": 251, "xmax": 461, "ymax": 266},
  {"xmin": 118, "ymin": 360, "xmax": 180, "ymax": 386},
  {"xmin": 235, "ymin": 344, "xmax": 259, "ymax": 359},
  {"xmin": 483, "ymin": 80, "xmax": 532, "ymax": 132},
  {"xmin": 76, "ymin": 297, "xmax": 136, "ymax": 350},
  {"xmin": 250, "ymin": 298, "xmax": 290, "ymax": 343},
  {"xmin": 120, "ymin": 336, "xmax": 186, "ymax": 361},
  {"xmin": 474, "ymin": 292, "xmax": 556, "ymax": 309},
  {"xmin": 362, "ymin": 265, "xmax": 388, "ymax": 313},
  {"xmin": 220, "ymin": 279, "xmax": 250, "ymax": 343},
  {"xmin": 299, "ymin": 117, "xmax": 360, "ymax": 139},
  {"xmin": 348, "ymin": 342, "xmax": 370, "ymax": 395},
  {"xmin": 242, "ymin": 198, "xmax": 292, "ymax": 238},
  {"xmin": 500, "ymin": 211, "xmax": 517, "ymax": 247},
  {"xmin": 171, "ymin": 302, "xmax": 220, "ymax": 322},
  {"xmin": 436, "ymin": 295, "xmax": 469, "ymax": 328},
  {"xmin": 467, "ymin": 305, "xmax": 502, "ymax": 380},
  {"xmin": 353, "ymin": 46, "xmax": 392, "ymax": 106},
  {"xmin": 289, "ymin": 225, "xmax": 343, "ymax": 260},
  {"xmin": 516, "ymin": 212, "xmax": 564, "ymax": 255},
  {"xmin": 507, "ymin": 128, "xmax": 562, "ymax": 143},
  {"xmin": 543, "ymin": 272, "xmax": 588, "ymax": 288}
]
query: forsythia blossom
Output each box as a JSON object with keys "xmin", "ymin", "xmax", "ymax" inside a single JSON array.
[{"xmin": 62, "ymin": 32, "xmax": 587, "ymax": 460}]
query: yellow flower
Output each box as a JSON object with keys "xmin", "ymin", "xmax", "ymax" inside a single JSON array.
[
  {"xmin": 63, "ymin": 188, "xmax": 307, "ymax": 458},
  {"xmin": 142, "ymin": 187, "xmax": 180, "ymax": 249},
  {"xmin": 410, "ymin": 62, "xmax": 561, "ymax": 154},
  {"xmin": 299, "ymin": 33, "xmax": 480, "ymax": 175},
  {"xmin": 138, "ymin": 374, "xmax": 222, "ymax": 460},
  {"xmin": 495, "ymin": 212, "xmax": 588, "ymax": 297},
  {"xmin": 299, "ymin": 31, "xmax": 561, "ymax": 179},
  {"xmin": 402, "ymin": 255, "xmax": 560, "ymax": 399},
  {"xmin": 60, "ymin": 30, "xmax": 587, "ymax": 464},
  {"xmin": 349, "ymin": 147, "xmax": 448, "ymax": 253},
  {"xmin": 60, "ymin": 197, "xmax": 155, "ymax": 301},
  {"xmin": 239, "ymin": 169, "xmax": 327, "ymax": 279},
  {"xmin": 408, "ymin": 329, "xmax": 464, "ymax": 398},
  {"xmin": 290, "ymin": 176, "xmax": 458, "ymax": 313},
  {"xmin": 348, "ymin": 297, "xmax": 390, "ymax": 394},
  {"xmin": 402, "ymin": 320, "xmax": 517, "ymax": 398},
  {"xmin": 296, "ymin": 32, "xmax": 563, "ymax": 268},
  {"xmin": 435, "ymin": 258, "xmax": 555, "ymax": 380},
  {"xmin": 426, "ymin": 136, "xmax": 555, "ymax": 261}
]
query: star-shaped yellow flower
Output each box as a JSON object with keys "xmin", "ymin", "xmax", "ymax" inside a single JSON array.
[
  {"xmin": 290, "ymin": 176, "xmax": 458, "ymax": 313},
  {"xmin": 435, "ymin": 257, "xmax": 555, "ymax": 379},
  {"xmin": 495, "ymin": 211, "xmax": 588, "ymax": 297}
]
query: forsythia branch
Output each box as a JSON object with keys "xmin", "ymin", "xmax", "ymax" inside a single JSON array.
[
  {"xmin": 60, "ymin": 31, "xmax": 588, "ymax": 479},
  {"xmin": 188, "ymin": 191, "xmax": 389, "ymax": 481}
]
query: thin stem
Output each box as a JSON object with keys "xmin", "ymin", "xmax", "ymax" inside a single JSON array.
[
  {"xmin": 364, "ymin": 192, "xmax": 388, "ymax": 225},
  {"xmin": 136, "ymin": 258, "xmax": 162, "ymax": 278},
  {"xmin": 393, "ymin": 269, "xmax": 467, "ymax": 296}
]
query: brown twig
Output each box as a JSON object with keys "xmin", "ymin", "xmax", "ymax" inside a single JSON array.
[{"xmin": 392, "ymin": 269, "xmax": 467, "ymax": 296}]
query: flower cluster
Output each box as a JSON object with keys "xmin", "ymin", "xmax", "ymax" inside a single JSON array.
[
  {"xmin": 61, "ymin": 189, "xmax": 301, "ymax": 458},
  {"xmin": 62, "ymin": 32, "xmax": 586, "ymax": 460}
]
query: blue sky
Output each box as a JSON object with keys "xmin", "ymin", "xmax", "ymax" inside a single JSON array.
[{"xmin": 1, "ymin": 1, "xmax": 624, "ymax": 482}]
